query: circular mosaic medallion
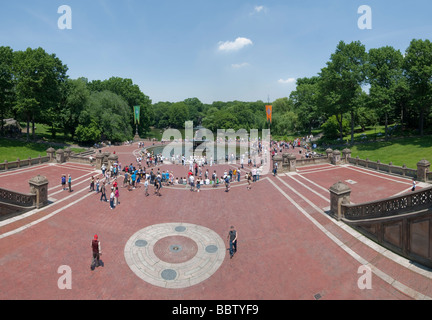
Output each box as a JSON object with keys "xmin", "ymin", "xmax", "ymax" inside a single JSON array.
[{"xmin": 124, "ymin": 223, "xmax": 226, "ymax": 289}]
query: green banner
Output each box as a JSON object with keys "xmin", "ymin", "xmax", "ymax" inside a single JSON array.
[{"xmin": 134, "ymin": 106, "xmax": 140, "ymax": 124}]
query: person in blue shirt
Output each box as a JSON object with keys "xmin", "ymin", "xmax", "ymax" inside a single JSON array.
[{"xmin": 131, "ymin": 172, "xmax": 136, "ymax": 189}]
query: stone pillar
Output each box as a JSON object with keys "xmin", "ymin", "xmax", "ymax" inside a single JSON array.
[
  {"xmin": 29, "ymin": 175, "xmax": 49, "ymax": 209},
  {"xmin": 47, "ymin": 147, "xmax": 55, "ymax": 163},
  {"xmin": 342, "ymin": 148, "xmax": 351, "ymax": 164},
  {"xmin": 332, "ymin": 150, "xmax": 341, "ymax": 165},
  {"xmin": 287, "ymin": 153, "xmax": 297, "ymax": 172},
  {"xmin": 56, "ymin": 149, "xmax": 65, "ymax": 163},
  {"xmin": 107, "ymin": 153, "xmax": 119, "ymax": 168},
  {"xmin": 64, "ymin": 148, "xmax": 72, "ymax": 161},
  {"xmin": 95, "ymin": 152, "xmax": 105, "ymax": 170},
  {"xmin": 273, "ymin": 155, "xmax": 283, "ymax": 173},
  {"xmin": 326, "ymin": 148, "xmax": 333, "ymax": 160},
  {"xmin": 417, "ymin": 159, "xmax": 431, "ymax": 182},
  {"xmin": 329, "ymin": 181, "xmax": 351, "ymax": 221}
]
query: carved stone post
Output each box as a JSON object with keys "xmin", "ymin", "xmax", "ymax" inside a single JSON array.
[
  {"xmin": 95, "ymin": 152, "xmax": 104, "ymax": 170},
  {"xmin": 56, "ymin": 149, "xmax": 65, "ymax": 164},
  {"xmin": 332, "ymin": 150, "xmax": 341, "ymax": 165},
  {"xmin": 64, "ymin": 148, "xmax": 72, "ymax": 162},
  {"xmin": 326, "ymin": 148, "xmax": 333, "ymax": 160},
  {"xmin": 47, "ymin": 147, "xmax": 55, "ymax": 163},
  {"xmin": 342, "ymin": 148, "xmax": 351, "ymax": 164},
  {"xmin": 107, "ymin": 153, "xmax": 119, "ymax": 168},
  {"xmin": 329, "ymin": 181, "xmax": 351, "ymax": 221},
  {"xmin": 287, "ymin": 153, "xmax": 297, "ymax": 172},
  {"xmin": 29, "ymin": 175, "xmax": 49, "ymax": 209},
  {"xmin": 417, "ymin": 159, "xmax": 431, "ymax": 182}
]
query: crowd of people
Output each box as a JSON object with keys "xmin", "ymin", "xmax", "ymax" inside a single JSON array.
[{"xmin": 63, "ymin": 136, "xmax": 313, "ymax": 211}]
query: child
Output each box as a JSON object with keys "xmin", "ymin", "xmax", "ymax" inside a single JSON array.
[{"xmin": 196, "ymin": 178, "xmax": 201, "ymax": 192}]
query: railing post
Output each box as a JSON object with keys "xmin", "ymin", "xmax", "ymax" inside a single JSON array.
[{"xmin": 329, "ymin": 181, "xmax": 351, "ymax": 221}]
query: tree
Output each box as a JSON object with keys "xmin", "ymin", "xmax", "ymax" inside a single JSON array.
[
  {"xmin": 0, "ymin": 46, "xmax": 15, "ymax": 135},
  {"xmin": 79, "ymin": 91, "xmax": 133, "ymax": 143},
  {"xmin": 61, "ymin": 78, "xmax": 90, "ymax": 139},
  {"xmin": 319, "ymin": 41, "xmax": 367, "ymax": 144},
  {"xmin": 367, "ymin": 46, "xmax": 404, "ymax": 140},
  {"xmin": 169, "ymin": 102, "xmax": 190, "ymax": 129},
  {"xmin": 13, "ymin": 47, "xmax": 68, "ymax": 140},
  {"xmin": 404, "ymin": 39, "xmax": 432, "ymax": 136},
  {"xmin": 88, "ymin": 77, "xmax": 152, "ymax": 137},
  {"xmin": 290, "ymin": 76, "xmax": 322, "ymax": 134}
]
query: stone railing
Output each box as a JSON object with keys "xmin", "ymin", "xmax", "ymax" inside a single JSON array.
[
  {"xmin": 329, "ymin": 181, "xmax": 432, "ymax": 268},
  {"xmin": 342, "ymin": 186, "xmax": 432, "ymax": 221},
  {"xmin": 0, "ymin": 188, "xmax": 36, "ymax": 208},
  {"xmin": 0, "ymin": 175, "xmax": 49, "ymax": 218},
  {"xmin": 0, "ymin": 156, "xmax": 50, "ymax": 171}
]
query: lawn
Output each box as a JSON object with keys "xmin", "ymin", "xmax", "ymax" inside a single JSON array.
[
  {"xmin": 0, "ymin": 138, "xmax": 86, "ymax": 163},
  {"xmin": 349, "ymin": 136, "xmax": 432, "ymax": 169}
]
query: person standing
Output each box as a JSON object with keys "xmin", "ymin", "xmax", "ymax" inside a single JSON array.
[
  {"xmin": 61, "ymin": 174, "xmax": 66, "ymax": 191},
  {"xmin": 91, "ymin": 234, "xmax": 102, "ymax": 270},
  {"xmin": 115, "ymin": 187, "xmax": 120, "ymax": 206},
  {"xmin": 89, "ymin": 176, "xmax": 95, "ymax": 192},
  {"xmin": 68, "ymin": 174, "xmax": 72, "ymax": 192},
  {"xmin": 412, "ymin": 179, "xmax": 416, "ymax": 192},
  {"xmin": 227, "ymin": 226, "xmax": 238, "ymax": 259},
  {"xmin": 109, "ymin": 187, "xmax": 115, "ymax": 209},
  {"xmin": 144, "ymin": 178, "xmax": 149, "ymax": 197}
]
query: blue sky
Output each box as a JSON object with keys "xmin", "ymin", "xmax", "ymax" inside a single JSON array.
[{"xmin": 1, "ymin": 0, "xmax": 432, "ymax": 104}]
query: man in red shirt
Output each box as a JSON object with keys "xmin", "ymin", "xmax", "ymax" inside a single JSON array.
[{"xmin": 91, "ymin": 235, "xmax": 102, "ymax": 270}]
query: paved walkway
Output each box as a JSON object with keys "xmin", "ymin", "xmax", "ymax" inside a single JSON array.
[{"xmin": 0, "ymin": 142, "xmax": 431, "ymax": 300}]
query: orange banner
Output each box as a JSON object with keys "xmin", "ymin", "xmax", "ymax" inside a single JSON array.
[{"xmin": 266, "ymin": 105, "xmax": 272, "ymax": 123}]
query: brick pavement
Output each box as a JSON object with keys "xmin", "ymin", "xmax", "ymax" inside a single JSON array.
[{"xmin": 0, "ymin": 142, "xmax": 431, "ymax": 300}]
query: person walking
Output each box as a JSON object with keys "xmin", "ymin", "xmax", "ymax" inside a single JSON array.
[
  {"xmin": 100, "ymin": 182, "xmax": 107, "ymax": 202},
  {"xmin": 412, "ymin": 179, "xmax": 416, "ymax": 192},
  {"xmin": 91, "ymin": 234, "xmax": 102, "ymax": 270},
  {"xmin": 227, "ymin": 226, "xmax": 238, "ymax": 259},
  {"xmin": 246, "ymin": 172, "xmax": 252, "ymax": 190}
]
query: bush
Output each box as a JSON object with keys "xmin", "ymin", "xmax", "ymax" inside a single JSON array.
[{"xmin": 321, "ymin": 115, "xmax": 350, "ymax": 139}]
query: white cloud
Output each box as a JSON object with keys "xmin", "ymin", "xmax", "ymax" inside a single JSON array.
[
  {"xmin": 218, "ymin": 37, "xmax": 253, "ymax": 52},
  {"xmin": 231, "ymin": 62, "xmax": 250, "ymax": 69},
  {"xmin": 254, "ymin": 6, "xmax": 264, "ymax": 13},
  {"xmin": 278, "ymin": 78, "xmax": 296, "ymax": 84}
]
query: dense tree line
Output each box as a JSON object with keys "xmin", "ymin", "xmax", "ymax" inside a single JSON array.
[
  {"xmin": 0, "ymin": 46, "xmax": 152, "ymax": 143},
  {"xmin": 283, "ymin": 39, "xmax": 432, "ymax": 142},
  {"xmin": 1, "ymin": 39, "xmax": 431, "ymax": 145}
]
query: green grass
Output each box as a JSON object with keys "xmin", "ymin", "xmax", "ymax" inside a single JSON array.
[
  {"xmin": 349, "ymin": 136, "xmax": 432, "ymax": 169},
  {"xmin": 0, "ymin": 138, "xmax": 86, "ymax": 163}
]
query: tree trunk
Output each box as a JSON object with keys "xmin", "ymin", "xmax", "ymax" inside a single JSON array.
[
  {"xmin": 419, "ymin": 107, "xmax": 424, "ymax": 136},
  {"xmin": 338, "ymin": 113, "xmax": 344, "ymax": 142},
  {"xmin": 350, "ymin": 110, "xmax": 355, "ymax": 145},
  {"xmin": 385, "ymin": 112, "xmax": 389, "ymax": 141},
  {"xmin": 32, "ymin": 114, "xmax": 35, "ymax": 141},
  {"xmin": 26, "ymin": 113, "xmax": 30, "ymax": 142}
]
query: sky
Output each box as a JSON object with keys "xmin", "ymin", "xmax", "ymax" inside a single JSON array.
[{"xmin": 1, "ymin": 0, "xmax": 432, "ymax": 104}]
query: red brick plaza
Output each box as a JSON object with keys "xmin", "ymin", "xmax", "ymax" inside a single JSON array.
[{"xmin": 1, "ymin": 141, "xmax": 431, "ymax": 301}]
